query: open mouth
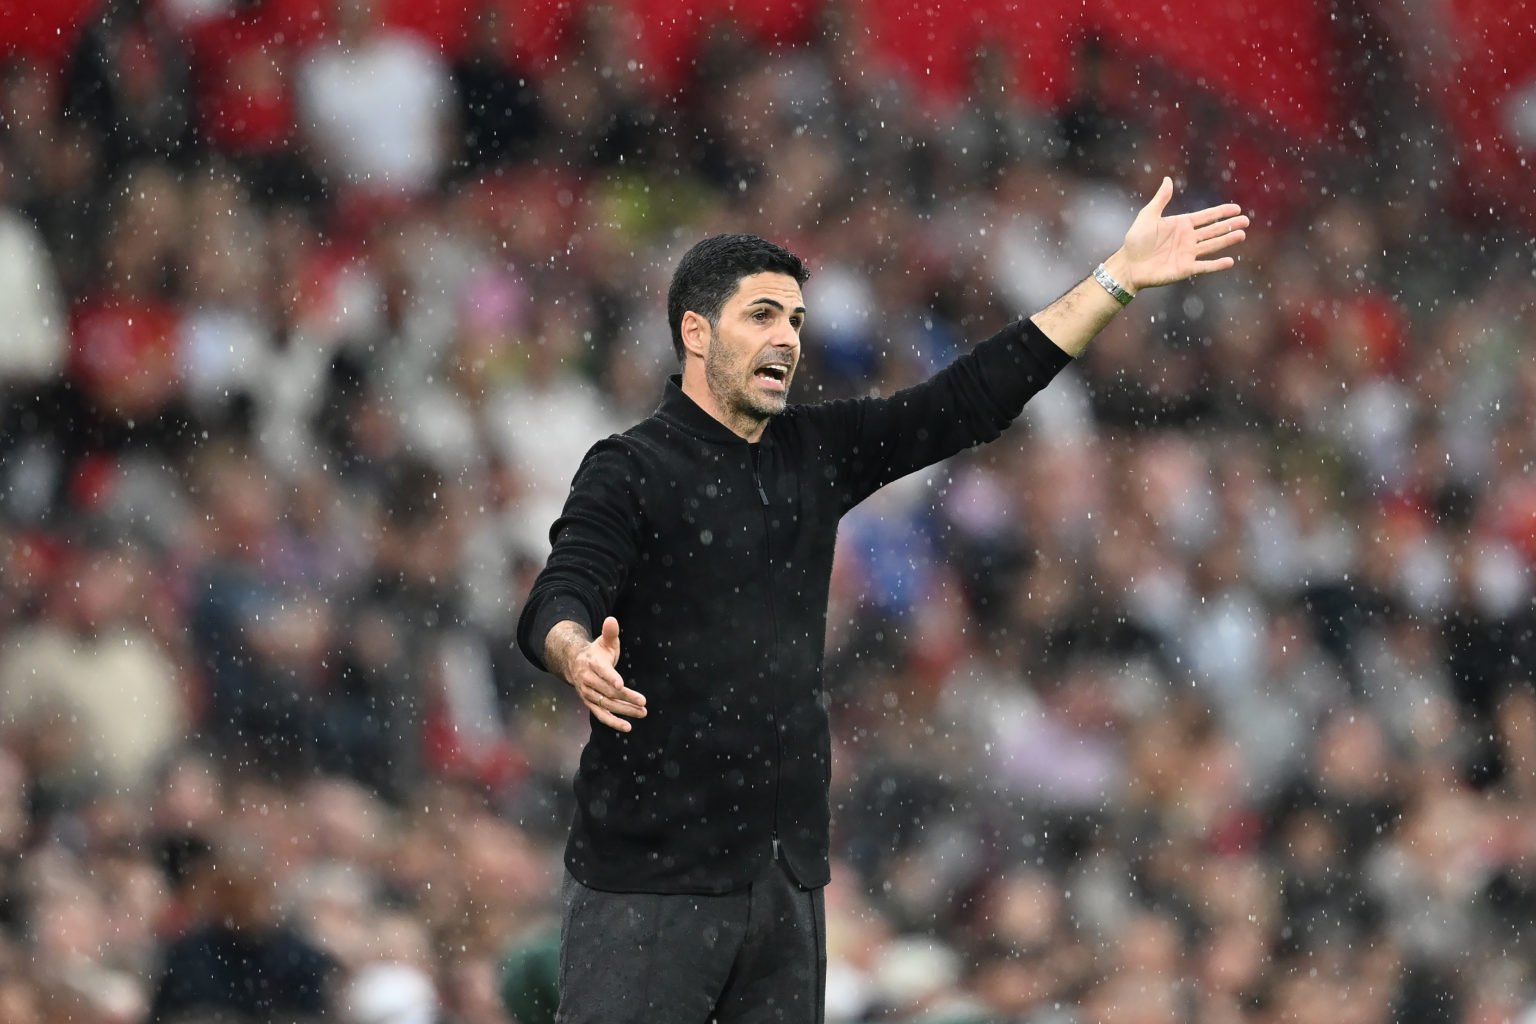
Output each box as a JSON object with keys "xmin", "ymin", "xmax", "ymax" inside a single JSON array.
[{"xmin": 754, "ymin": 363, "xmax": 790, "ymax": 390}]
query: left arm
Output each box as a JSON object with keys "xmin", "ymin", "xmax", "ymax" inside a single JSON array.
[
  {"xmin": 801, "ymin": 177, "xmax": 1248, "ymax": 509},
  {"xmin": 1031, "ymin": 176, "xmax": 1249, "ymax": 357}
]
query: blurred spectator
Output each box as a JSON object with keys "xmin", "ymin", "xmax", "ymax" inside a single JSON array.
[
  {"xmin": 62, "ymin": 0, "xmax": 197, "ymax": 181},
  {"xmin": 485, "ymin": 300, "xmax": 622, "ymax": 557},
  {"xmin": 298, "ymin": 0, "xmax": 451, "ymax": 197},
  {"xmin": 175, "ymin": 164, "xmax": 273, "ymax": 428},
  {"xmin": 61, "ymin": 160, "xmax": 194, "ymax": 469},
  {"xmin": 0, "ymin": 539, "xmax": 185, "ymax": 799},
  {"xmin": 185, "ymin": 0, "xmax": 322, "ymax": 205},
  {"xmin": 148, "ymin": 840, "xmax": 338, "ymax": 1022},
  {"xmin": 0, "ymin": 149, "xmax": 64, "ymax": 386},
  {"xmin": 451, "ymin": 1, "xmax": 545, "ymax": 172}
]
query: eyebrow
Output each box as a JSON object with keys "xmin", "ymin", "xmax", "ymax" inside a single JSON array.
[{"xmin": 748, "ymin": 297, "xmax": 808, "ymax": 315}]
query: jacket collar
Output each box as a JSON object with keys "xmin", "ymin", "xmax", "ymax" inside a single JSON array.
[{"xmin": 656, "ymin": 374, "xmax": 768, "ymax": 446}]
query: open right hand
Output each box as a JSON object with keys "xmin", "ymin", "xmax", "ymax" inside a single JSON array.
[{"xmin": 562, "ymin": 616, "xmax": 648, "ymax": 733}]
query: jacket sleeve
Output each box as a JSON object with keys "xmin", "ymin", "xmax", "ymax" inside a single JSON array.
[
  {"xmin": 515, "ymin": 437, "xmax": 643, "ymax": 673},
  {"xmin": 802, "ymin": 319, "xmax": 1072, "ymax": 513}
]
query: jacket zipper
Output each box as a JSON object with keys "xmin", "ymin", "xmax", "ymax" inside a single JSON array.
[{"xmin": 750, "ymin": 447, "xmax": 783, "ymax": 861}]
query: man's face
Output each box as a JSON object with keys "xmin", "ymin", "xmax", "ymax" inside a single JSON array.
[{"xmin": 702, "ymin": 271, "xmax": 806, "ymax": 428}]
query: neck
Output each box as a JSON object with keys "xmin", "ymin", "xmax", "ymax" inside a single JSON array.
[{"xmin": 680, "ymin": 365, "xmax": 768, "ymax": 442}]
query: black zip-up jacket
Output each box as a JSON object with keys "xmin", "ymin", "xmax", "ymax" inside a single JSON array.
[{"xmin": 516, "ymin": 319, "xmax": 1071, "ymax": 893}]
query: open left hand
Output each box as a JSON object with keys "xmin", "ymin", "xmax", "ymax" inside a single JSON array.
[{"xmin": 1110, "ymin": 177, "xmax": 1249, "ymax": 292}]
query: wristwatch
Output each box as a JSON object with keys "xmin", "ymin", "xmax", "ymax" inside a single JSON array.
[{"xmin": 1093, "ymin": 263, "xmax": 1135, "ymax": 306}]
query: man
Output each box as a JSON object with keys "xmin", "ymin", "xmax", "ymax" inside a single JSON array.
[{"xmin": 516, "ymin": 177, "xmax": 1248, "ymax": 1022}]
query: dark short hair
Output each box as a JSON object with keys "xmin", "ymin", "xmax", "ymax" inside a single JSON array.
[{"xmin": 667, "ymin": 234, "xmax": 808, "ymax": 362}]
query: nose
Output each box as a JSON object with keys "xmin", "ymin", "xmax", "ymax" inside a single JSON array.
[{"xmin": 775, "ymin": 324, "xmax": 800, "ymax": 355}]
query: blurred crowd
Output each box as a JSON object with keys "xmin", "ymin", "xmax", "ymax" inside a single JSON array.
[{"xmin": 1, "ymin": 0, "xmax": 1535, "ymax": 1022}]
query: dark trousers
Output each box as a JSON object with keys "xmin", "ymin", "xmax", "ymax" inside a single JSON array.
[{"xmin": 557, "ymin": 860, "xmax": 826, "ymax": 1024}]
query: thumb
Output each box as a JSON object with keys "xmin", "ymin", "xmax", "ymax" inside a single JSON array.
[
  {"xmin": 598, "ymin": 616, "xmax": 621, "ymax": 652},
  {"xmin": 1144, "ymin": 175, "xmax": 1174, "ymax": 218}
]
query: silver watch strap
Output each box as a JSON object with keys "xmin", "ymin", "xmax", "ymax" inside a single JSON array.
[{"xmin": 1093, "ymin": 263, "xmax": 1134, "ymax": 306}]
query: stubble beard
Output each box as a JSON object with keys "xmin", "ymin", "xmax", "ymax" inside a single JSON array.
[{"xmin": 704, "ymin": 328, "xmax": 787, "ymax": 431}]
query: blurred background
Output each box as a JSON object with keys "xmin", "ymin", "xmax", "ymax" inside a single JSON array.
[{"xmin": 1, "ymin": 0, "xmax": 1534, "ymax": 1021}]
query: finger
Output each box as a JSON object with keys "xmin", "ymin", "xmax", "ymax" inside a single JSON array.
[
  {"xmin": 1187, "ymin": 203, "xmax": 1243, "ymax": 229},
  {"xmin": 595, "ymin": 674, "xmax": 647, "ymax": 710},
  {"xmin": 586, "ymin": 700, "xmax": 634, "ymax": 733},
  {"xmin": 600, "ymin": 616, "xmax": 620, "ymax": 648},
  {"xmin": 583, "ymin": 685, "xmax": 647, "ymax": 720},
  {"xmin": 588, "ymin": 689, "xmax": 647, "ymax": 717},
  {"xmin": 580, "ymin": 661, "xmax": 646, "ymax": 706},
  {"xmin": 1145, "ymin": 175, "xmax": 1174, "ymax": 217},
  {"xmin": 1194, "ymin": 215, "xmax": 1249, "ymax": 242},
  {"xmin": 1195, "ymin": 229, "xmax": 1246, "ymax": 255},
  {"xmin": 1192, "ymin": 256, "xmax": 1237, "ymax": 274},
  {"xmin": 608, "ymin": 698, "xmax": 648, "ymax": 718},
  {"xmin": 583, "ymin": 678, "xmax": 647, "ymax": 714}
]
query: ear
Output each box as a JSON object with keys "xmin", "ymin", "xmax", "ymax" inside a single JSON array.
[{"xmin": 680, "ymin": 310, "xmax": 711, "ymax": 360}]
